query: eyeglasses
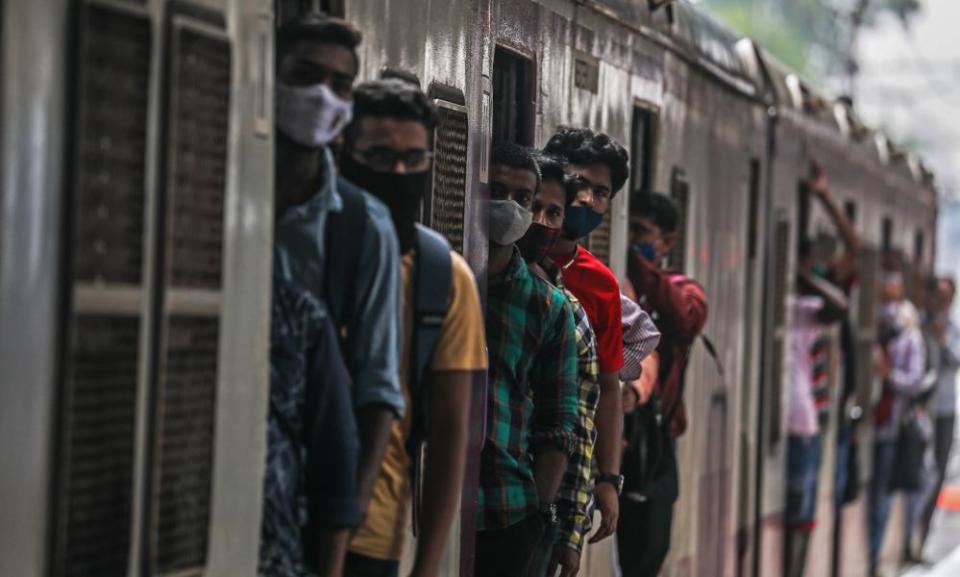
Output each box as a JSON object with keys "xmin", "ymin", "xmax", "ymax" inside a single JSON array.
[{"xmin": 352, "ymin": 147, "xmax": 434, "ymax": 173}]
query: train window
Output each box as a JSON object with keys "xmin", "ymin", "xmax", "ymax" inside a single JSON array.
[
  {"xmin": 52, "ymin": 3, "xmax": 152, "ymax": 575},
  {"xmin": 667, "ymin": 167, "xmax": 689, "ymax": 272},
  {"xmin": 844, "ymin": 200, "xmax": 857, "ymax": 223},
  {"xmin": 768, "ymin": 217, "xmax": 792, "ymax": 447},
  {"xmin": 630, "ymin": 105, "xmax": 657, "ymax": 195},
  {"xmin": 426, "ymin": 83, "xmax": 469, "ymax": 253},
  {"xmin": 747, "ymin": 158, "xmax": 761, "ymax": 259},
  {"xmin": 797, "ymin": 179, "xmax": 811, "ymax": 249},
  {"xmin": 882, "ymin": 216, "xmax": 893, "ymax": 255},
  {"xmin": 492, "ymin": 47, "xmax": 535, "ymax": 146},
  {"xmin": 914, "ymin": 229, "xmax": 925, "ymax": 264}
]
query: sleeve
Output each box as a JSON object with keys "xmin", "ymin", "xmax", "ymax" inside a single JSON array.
[
  {"xmin": 305, "ymin": 311, "xmax": 361, "ymax": 529},
  {"xmin": 889, "ymin": 329, "xmax": 927, "ymax": 395},
  {"xmin": 620, "ymin": 295, "xmax": 661, "ymax": 382},
  {"xmin": 530, "ymin": 291, "xmax": 579, "ymax": 456},
  {"xmin": 431, "ymin": 253, "xmax": 488, "ymax": 372},
  {"xmin": 628, "ymin": 251, "xmax": 707, "ymax": 344},
  {"xmin": 595, "ymin": 276, "xmax": 625, "ymax": 374},
  {"xmin": 347, "ymin": 198, "xmax": 405, "ymax": 416},
  {"xmin": 558, "ymin": 307, "xmax": 599, "ymax": 553}
]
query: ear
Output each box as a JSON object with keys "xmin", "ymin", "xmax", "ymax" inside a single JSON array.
[{"xmin": 661, "ymin": 231, "xmax": 679, "ymax": 254}]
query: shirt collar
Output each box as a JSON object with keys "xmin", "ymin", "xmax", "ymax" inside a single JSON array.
[
  {"xmin": 490, "ymin": 246, "xmax": 528, "ymax": 286},
  {"xmin": 279, "ymin": 146, "xmax": 342, "ymax": 223}
]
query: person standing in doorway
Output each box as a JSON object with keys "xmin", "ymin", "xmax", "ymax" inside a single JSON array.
[
  {"xmin": 543, "ymin": 128, "xmax": 631, "ymax": 544},
  {"xmin": 475, "ymin": 142, "xmax": 579, "ymax": 577},
  {"xmin": 340, "ymin": 80, "xmax": 487, "ymax": 577},
  {"xmin": 619, "ymin": 192, "xmax": 708, "ymax": 577}
]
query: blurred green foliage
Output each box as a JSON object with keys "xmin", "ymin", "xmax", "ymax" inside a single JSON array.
[{"xmin": 701, "ymin": 0, "xmax": 922, "ymax": 81}]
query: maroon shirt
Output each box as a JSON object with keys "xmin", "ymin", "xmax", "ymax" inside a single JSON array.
[{"xmin": 627, "ymin": 250, "xmax": 708, "ymax": 438}]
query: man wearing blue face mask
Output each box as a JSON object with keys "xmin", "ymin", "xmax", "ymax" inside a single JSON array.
[
  {"xmin": 543, "ymin": 127, "xmax": 630, "ymax": 545},
  {"xmin": 271, "ymin": 15, "xmax": 405, "ymax": 563},
  {"xmin": 475, "ymin": 142, "xmax": 579, "ymax": 577}
]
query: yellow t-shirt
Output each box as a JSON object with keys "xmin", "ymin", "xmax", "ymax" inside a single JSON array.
[{"xmin": 349, "ymin": 249, "xmax": 488, "ymax": 560}]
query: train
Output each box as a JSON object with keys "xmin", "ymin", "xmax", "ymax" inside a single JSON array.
[{"xmin": 0, "ymin": 0, "xmax": 939, "ymax": 576}]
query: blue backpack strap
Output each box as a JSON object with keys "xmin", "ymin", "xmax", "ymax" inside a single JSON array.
[
  {"xmin": 324, "ymin": 179, "xmax": 367, "ymax": 339},
  {"xmin": 408, "ymin": 224, "xmax": 452, "ymax": 535}
]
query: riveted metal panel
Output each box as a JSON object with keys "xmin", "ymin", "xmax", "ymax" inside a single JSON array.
[
  {"xmin": 51, "ymin": 3, "xmax": 152, "ymax": 576},
  {"xmin": 152, "ymin": 315, "xmax": 219, "ymax": 575},
  {"xmin": 164, "ymin": 19, "xmax": 230, "ymax": 291},
  {"xmin": 53, "ymin": 315, "xmax": 140, "ymax": 577},
  {"xmin": 148, "ymin": 13, "xmax": 229, "ymax": 576},
  {"xmin": 71, "ymin": 1, "xmax": 151, "ymax": 285},
  {"xmin": 429, "ymin": 100, "xmax": 468, "ymax": 253}
]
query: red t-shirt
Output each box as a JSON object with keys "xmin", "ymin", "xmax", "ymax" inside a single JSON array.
[{"xmin": 550, "ymin": 246, "xmax": 624, "ymax": 373}]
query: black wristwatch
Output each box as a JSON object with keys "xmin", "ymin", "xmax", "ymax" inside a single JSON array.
[
  {"xmin": 539, "ymin": 502, "xmax": 559, "ymax": 525},
  {"xmin": 596, "ymin": 473, "xmax": 624, "ymax": 495}
]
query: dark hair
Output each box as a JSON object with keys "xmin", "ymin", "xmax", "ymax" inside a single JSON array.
[
  {"xmin": 277, "ymin": 15, "xmax": 362, "ymax": 64},
  {"xmin": 531, "ymin": 152, "xmax": 577, "ymax": 207},
  {"xmin": 490, "ymin": 141, "xmax": 541, "ymax": 187},
  {"xmin": 632, "ymin": 191, "xmax": 679, "ymax": 233},
  {"xmin": 543, "ymin": 126, "xmax": 629, "ymax": 195},
  {"xmin": 346, "ymin": 79, "xmax": 437, "ymax": 144},
  {"xmin": 798, "ymin": 238, "xmax": 813, "ymax": 262}
]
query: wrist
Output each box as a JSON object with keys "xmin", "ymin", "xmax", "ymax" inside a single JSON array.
[{"xmin": 595, "ymin": 473, "xmax": 624, "ymax": 495}]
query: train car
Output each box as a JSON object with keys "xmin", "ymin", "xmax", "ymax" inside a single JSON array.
[{"xmin": 0, "ymin": 0, "xmax": 939, "ymax": 577}]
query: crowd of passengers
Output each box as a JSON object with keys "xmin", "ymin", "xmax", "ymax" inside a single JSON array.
[{"xmin": 259, "ymin": 13, "xmax": 960, "ymax": 577}]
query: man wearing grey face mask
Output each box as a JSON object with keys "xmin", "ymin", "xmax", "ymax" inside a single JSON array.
[
  {"xmin": 271, "ymin": 15, "xmax": 405, "ymax": 574},
  {"xmin": 474, "ymin": 142, "xmax": 579, "ymax": 577}
]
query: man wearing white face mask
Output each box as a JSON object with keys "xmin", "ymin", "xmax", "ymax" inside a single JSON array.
[
  {"xmin": 272, "ymin": 14, "xmax": 405, "ymax": 547},
  {"xmin": 475, "ymin": 142, "xmax": 579, "ymax": 577}
]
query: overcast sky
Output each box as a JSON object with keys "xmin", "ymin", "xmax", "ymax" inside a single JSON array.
[{"xmin": 853, "ymin": 0, "xmax": 960, "ymax": 201}]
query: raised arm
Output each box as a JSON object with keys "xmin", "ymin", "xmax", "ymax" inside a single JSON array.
[{"xmin": 808, "ymin": 160, "xmax": 861, "ymax": 284}]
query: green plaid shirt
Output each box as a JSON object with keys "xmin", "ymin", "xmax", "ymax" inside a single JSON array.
[
  {"xmin": 478, "ymin": 249, "xmax": 579, "ymax": 530},
  {"xmin": 545, "ymin": 263, "xmax": 601, "ymax": 553}
]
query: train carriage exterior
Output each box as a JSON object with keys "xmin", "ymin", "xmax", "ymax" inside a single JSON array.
[{"xmin": 0, "ymin": 1, "xmax": 940, "ymax": 577}]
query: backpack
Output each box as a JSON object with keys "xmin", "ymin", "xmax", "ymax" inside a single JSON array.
[{"xmin": 325, "ymin": 182, "xmax": 453, "ymax": 535}]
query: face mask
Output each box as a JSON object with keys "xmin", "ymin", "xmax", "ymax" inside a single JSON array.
[
  {"xmin": 631, "ymin": 241, "xmax": 657, "ymax": 262},
  {"xmin": 562, "ymin": 205, "xmax": 604, "ymax": 240},
  {"xmin": 340, "ymin": 155, "xmax": 428, "ymax": 253},
  {"xmin": 276, "ymin": 81, "xmax": 353, "ymax": 147},
  {"xmin": 489, "ymin": 200, "xmax": 533, "ymax": 246},
  {"xmin": 517, "ymin": 222, "xmax": 561, "ymax": 263}
]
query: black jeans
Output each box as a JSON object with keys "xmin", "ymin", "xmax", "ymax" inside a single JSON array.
[
  {"xmin": 343, "ymin": 552, "xmax": 399, "ymax": 577},
  {"xmin": 617, "ymin": 441, "xmax": 678, "ymax": 577},
  {"xmin": 475, "ymin": 513, "xmax": 545, "ymax": 577}
]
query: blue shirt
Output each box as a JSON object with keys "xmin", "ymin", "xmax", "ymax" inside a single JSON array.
[{"xmin": 274, "ymin": 149, "xmax": 404, "ymax": 417}]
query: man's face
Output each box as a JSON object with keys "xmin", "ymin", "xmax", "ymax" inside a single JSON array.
[
  {"xmin": 631, "ymin": 215, "xmax": 676, "ymax": 262},
  {"xmin": 349, "ymin": 117, "xmax": 431, "ymax": 175},
  {"xmin": 938, "ymin": 280, "xmax": 956, "ymax": 312},
  {"xmin": 531, "ymin": 180, "xmax": 566, "ymax": 230},
  {"xmin": 569, "ymin": 163, "xmax": 612, "ymax": 215},
  {"xmin": 279, "ymin": 41, "xmax": 357, "ymax": 98},
  {"xmin": 489, "ymin": 165, "xmax": 537, "ymax": 210},
  {"xmin": 882, "ymin": 280, "xmax": 904, "ymax": 304}
]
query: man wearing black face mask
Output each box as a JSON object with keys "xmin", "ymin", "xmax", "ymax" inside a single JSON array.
[
  {"xmin": 519, "ymin": 153, "xmax": 601, "ymax": 577},
  {"xmin": 340, "ymin": 80, "xmax": 488, "ymax": 577},
  {"xmin": 475, "ymin": 143, "xmax": 578, "ymax": 577}
]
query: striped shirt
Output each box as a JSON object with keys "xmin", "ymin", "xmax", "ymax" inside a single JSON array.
[
  {"xmin": 541, "ymin": 259, "xmax": 601, "ymax": 552},
  {"xmin": 478, "ymin": 249, "xmax": 579, "ymax": 530}
]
